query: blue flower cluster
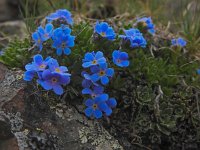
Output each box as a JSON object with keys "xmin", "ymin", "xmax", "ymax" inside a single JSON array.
[
  {"xmin": 82, "ymin": 51, "xmax": 116, "ymax": 119},
  {"xmin": 46, "ymin": 9, "xmax": 73, "ymax": 25},
  {"xmin": 120, "ymin": 28, "xmax": 147, "ymax": 48},
  {"xmin": 32, "ymin": 24, "xmax": 75, "ymax": 55},
  {"xmin": 24, "ymin": 54, "xmax": 71, "ymax": 95},
  {"xmin": 52, "ymin": 25, "xmax": 75, "ymax": 56},
  {"xmin": 136, "ymin": 17, "xmax": 155, "ymax": 35},
  {"xmin": 94, "ymin": 22, "xmax": 116, "ymax": 40},
  {"xmin": 171, "ymin": 37, "xmax": 187, "ymax": 47},
  {"xmin": 32, "ymin": 10, "xmax": 75, "ymax": 55}
]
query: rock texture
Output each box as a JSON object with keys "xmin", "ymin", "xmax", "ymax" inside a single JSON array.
[
  {"xmin": 0, "ymin": 0, "xmax": 20, "ymax": 22},
  {"xmin": 0, "ymin": 63, "xmax": 123, "ymax": 150}
]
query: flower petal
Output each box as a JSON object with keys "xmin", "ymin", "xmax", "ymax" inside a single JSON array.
[
  {"xmin": 23, "ymin": 71, "xmax": 35, "ymax": 81},
  {"xmin": 64, "ymin": 47, "xmax": 71, "ymax": 55},
  {"xmin": 34, "ymin": 54, "xmax": 43, "ymax": 65},
  {"xmin": 85, "ymin": 107, "xmax": 93, "ymax": 117},
  {"xmin": 56, "ymin": 48, "xmax": 63, "ymax": 56},
  {"xmin": 41, "ymin": 81, "xmax": 52, "ymax": 90},
  {"xmin": 82, "ymin": 62, "xmax": 92, "ymax": 68},
  {"xmin": 85, "ymin": 99, "xmax": 94, "ymax": 107},
  {"xmin": 94, "ymin": 109, "xmax": 102, "ymax": 119},
  {"xmin": 82, "ymin": 88, "xmax": 92, "ymax": 94},
  {"xmin": 105, "ymin": 68, "xmax": 114, "ymax": 77},
  {"xmin": 107, "ymin": 98, "xmax": 117, "ymax": 108},
  {"xmin": 101, "ymin": 76, "xmax": 109, "ymax": 85},
  {"xmin": 45, "ymin": 23, "xmax": 54, "ymax": 33},
  {"xmin": 90, "ymin": 73, "xmax": 100, "ymax": 82},
  {"xmin": 121, "ymin": 60, "xmax": 129, "ymax": 67},
  {"xmin": 53, "ymin": 84, "xmax": 64, "ymax": 95},
  {"xmin": 98, "ymin": 102, "xmax": 109, "ymax": 112}
]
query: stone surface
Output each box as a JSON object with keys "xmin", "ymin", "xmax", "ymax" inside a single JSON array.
[
  {"xmin": 0, "ymin": 0, "xmax": 20, "ymax": 22},
  {"xmin": 0, "ymin": 21, "xmax": 28, "ymax": 47},
  {"xmin": 0, "ymin": 63, "xmax": 123, "ymax": 150}
]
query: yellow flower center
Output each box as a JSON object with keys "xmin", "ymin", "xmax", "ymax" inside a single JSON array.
[
  {"xmin": 44, "ymin": 33, "xmax": 48, "ymax": 37},
  {"xmin": 117, "ymin": 59, "xmax": 121, "ymax": 63},
  {"xmin": 55, "ymin": 68, "xmax": 61, "ymax": 72},
  {"xmin": 142, "ymin": 21, "xmax": 147, "ymax": 27},
  {"xmin": 37, "ymin": 39, "xmax": 41, "ymax": 43},
  {"xmin": 51, "ymin": 77, "xmax": 58, "ymax": 83},
  {"xmin": 99, "ymin": 70, "xmax": 105, "ymax": 76},
  {"xmin": 39, "ymin": 64, "xmax": 46, "ymax": 69},
  {"xmin": 101, "ymin": 32, "xmax": 106, "ymax": 36},
  {"xmin": 92, "ymin": 104, "xmax": 98, "ymax": 110},
  {"xmin": 92, "ymin": 60, "xmax": 97, "ymax": 64},
  {"xmin": 62, "ymin": 42, "xmax": 66, "ymax": 48},
  {"xmin": 91, "ymin": 94, "xmax": 96, "ymax": 99}
]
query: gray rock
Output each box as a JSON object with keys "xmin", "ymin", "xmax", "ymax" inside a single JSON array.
[{"xmin": 0, "ymin": 63, "xmax": 123, "ymax": 150}]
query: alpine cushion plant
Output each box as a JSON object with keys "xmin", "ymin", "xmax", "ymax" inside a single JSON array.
[
  {"xmin": 120, "ymin": 28, "xmax": 147, "ymax": 48},
  {"xmin": 112, "ymin": 50, "xmax": 129, "ymax": 67},
  {"xmin": 46, "ymin": 9, "xmax": 73, "ymax": 25},
  {"xmin": 171, "ymin": 37, "xmax": 187, "ymax": 47},
  {"xmin": 136, "ymin": 17, "xmax": 155, "ymax": 35},
  {"xmin": 94, "ymin": 22, "xmax": 116, "ymax": 40}
]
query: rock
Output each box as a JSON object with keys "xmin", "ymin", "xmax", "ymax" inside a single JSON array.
[
  {"xmin": 0, "ymin": 62, "xmax": 7, "ymax": 81},
  {"xmin": 0, "ymin": 63, "xmax": 123, "ymax": 150},
  {"xmin": 0, "ymin": 21, "xmax": 28, "ymax": 47},
  {"xmin": 0, "ymin": 0, "xmax": 20, "ymax": 22}
]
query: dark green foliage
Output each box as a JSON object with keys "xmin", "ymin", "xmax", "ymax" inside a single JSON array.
[
  {"xmin": 107, "ymin": 40, "xmax": 200, "ymax": 149},
  {"xmin": 0, "ymin": 38, "xmax": 31, "ymax": 68}
]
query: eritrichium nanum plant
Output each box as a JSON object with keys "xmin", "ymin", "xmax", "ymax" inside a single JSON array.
[{"xmin": 23, "ymin": 9, "xmax": 189, "ymax": 119}]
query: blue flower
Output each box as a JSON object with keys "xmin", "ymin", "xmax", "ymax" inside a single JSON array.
[
  {"xmin": 84, "ymin": 95, "xmax": 109, "ymax": 119},
  {"xmin": 38, "ymin": 70, "xmax": 70, "ymax": 95},
  {"xmin": 37, "ymin": 23, "xmax": 54, "ymax": 41},
  {"xmin": 94, "ymin": 22, "xmax": 116, "ymax": 40},
  {"xmin": 136, "ymin": 17, "xmax": 155, "ymax": 35},
  {"xmin": 24, "ymin": 54, "xmax": 51, "ymax": 81},
  {"xmin": 105, "ymin": 98, "xmax": 117, "ymax": 116},
  {"xmin": 90, "ymin": 63, "xmax": 114, "ymax": 85},
  {"xmin": 112, "ymin": 50, "xmax": 129, "ymax": 67},
  {"xmin": 82, "ymin": 51, "xmax": 106, "ymax": 68},
  {"xmin": 32, "ymin": 31, "xmax": 43, "ymax": 51},
  {"xmin": 197, "ymin": 69, "xmax": 200, "ymax": 75},
  {"xmin": 52, "ymin": 26, "xmax": 75, "ymax": 56},
  {"xmin": 81, "ymin": 71, "xmax": 99, "ymax": 88},
  {"xmin": 46, "ymin": 9, "xmax": 73, "ymax": 25},
  {"xmin": 171, "ymin": 37, "xmax": 187, "ymax": 47},
  {"xmin": 48, "ymin": 58, "xmax": 71, "ymax": 76},
  {"xmin": 120, "ymin": 28, "xmax": 147, "ymax": 48},
  {"xmin": 23, "ymin": 71, "xmax": 36, "ymax": 81},
  {"xmin": 82, "ymin": 85, "xmax": 105, "ymax": 98}
]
